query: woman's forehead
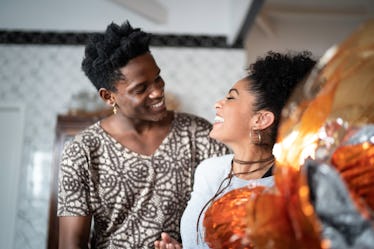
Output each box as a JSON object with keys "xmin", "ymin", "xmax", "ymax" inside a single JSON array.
[{"xmin": 232, "ymin": 78, "xmax": 250, "ymax": 90}]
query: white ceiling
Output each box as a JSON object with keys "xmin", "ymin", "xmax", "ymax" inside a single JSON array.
[
  {"xmin": 0, "ymin": 0, "xmax": 372, "ymax": 55},
  {"xmin": 257, "ymin": 0, "xmax": 373, "ymax": 35},
  {"xmin": 107, "ymin": 0, "xmax": 374, "ymax": 40},
  {"xmin": 242, "ymin": 0, "xmax": 373, "ymax": 59},
  {"xmin": 118, "ymin": 0, "xmax": 374, "ymax": 56}
]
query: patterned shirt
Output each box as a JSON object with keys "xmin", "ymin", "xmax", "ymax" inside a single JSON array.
[{"xmin": 58, "ymin": 112, "xmax": 230, "ymax": 249}]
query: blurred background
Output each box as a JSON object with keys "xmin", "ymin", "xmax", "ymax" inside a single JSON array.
[{"xmin": 0, "ymin": 0, "xmax": 373, "ymax": 248}]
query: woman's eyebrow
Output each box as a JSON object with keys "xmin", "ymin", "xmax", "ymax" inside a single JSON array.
[{"xmin": 228, "ymin": 88, "xmax": 239, "ymax": 95}]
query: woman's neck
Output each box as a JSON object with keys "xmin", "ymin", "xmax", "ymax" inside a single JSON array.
[{"xmin": 231, "ymin": 149, "xmax": 274, "ymax": 180}]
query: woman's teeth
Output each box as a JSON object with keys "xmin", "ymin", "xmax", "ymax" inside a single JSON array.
[{"xmin": 214, "ymin": 116, "xmax": 224, "ymax": 123}]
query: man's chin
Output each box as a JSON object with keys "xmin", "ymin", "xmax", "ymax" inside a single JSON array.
[{"xmin": 151, "ymin": 110, "xmax": 169, "ymax": 122}]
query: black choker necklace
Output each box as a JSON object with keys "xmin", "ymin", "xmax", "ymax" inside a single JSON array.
[
  {"xmin": 233, "ymin": 155, "xmax": 275, "ymax": 165},
  {"xmin": 230, "ymin": 162, "xmax": 273, "ymax": 177}
]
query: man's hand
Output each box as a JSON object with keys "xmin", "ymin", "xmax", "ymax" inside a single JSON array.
[{"xmin": 154, "ymin": 232, "xmax": 182, "ymax": 249}]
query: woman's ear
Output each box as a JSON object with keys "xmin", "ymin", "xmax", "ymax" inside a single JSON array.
[
  {"xmin": 99, "ymin": 88, "xmax": 115, "ymax": 106},
  {"xmin": 252, "ymin": 111, "xmax": 275, "ymax": 130}
]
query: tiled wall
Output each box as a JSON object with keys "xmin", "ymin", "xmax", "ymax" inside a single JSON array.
[{"xmin": 0, "ymin": 44, "xmax": 245, "ymax": 249}]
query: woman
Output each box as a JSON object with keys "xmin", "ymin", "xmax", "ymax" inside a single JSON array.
[
  {"xmin": 155, "ymin": 51, "xmax": 316, "ymax": 249},
  {"xmin": 57, "ymin": 21, "xmax": 229, "ymax": 249}
]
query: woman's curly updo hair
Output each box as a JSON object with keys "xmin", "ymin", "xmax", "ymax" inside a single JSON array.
[
  {"xmin": 247, "ymin": 51, "xmax": 316, "ymax": 145},
  {"xmin": 81, "ymin": 21, "xmax": 151, "ymax": 91}
]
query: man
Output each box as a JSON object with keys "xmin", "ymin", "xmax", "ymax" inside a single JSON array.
[{"xmin": 57, "ymin": 21, "xmax": 229, "ymax": 249}]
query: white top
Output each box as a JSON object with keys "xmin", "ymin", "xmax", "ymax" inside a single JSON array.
[{"xmin": 180, "ymin": 154, "xmax": 274, "ymax": 249}]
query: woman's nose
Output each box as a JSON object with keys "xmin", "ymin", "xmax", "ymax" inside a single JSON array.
[{"xmin": 214, "ymin": 99, "xmax": 224, "ymax": 109}]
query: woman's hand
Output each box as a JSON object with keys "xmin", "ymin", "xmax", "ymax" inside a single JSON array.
[{"xmin": 154, "ymin": 232, "xmax": 182, "ymax": 249}]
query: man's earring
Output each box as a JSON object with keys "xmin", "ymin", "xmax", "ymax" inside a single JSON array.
[{"xmin": 112, "ymin": 103, "xmax": 117, "ymax": 114}]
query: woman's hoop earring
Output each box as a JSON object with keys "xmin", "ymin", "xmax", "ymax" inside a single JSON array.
[
  {"xmin": 250, "ymin": 128, "xmax": 262, "ymax": 145},
  {"xmin": 112, "ymin": 103, "xmax": 117, "ymax": 114}
]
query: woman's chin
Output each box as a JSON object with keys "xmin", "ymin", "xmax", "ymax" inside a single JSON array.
[{"xmin": 209, "ymin": 130, "xmax": 222, "ymax": 142}]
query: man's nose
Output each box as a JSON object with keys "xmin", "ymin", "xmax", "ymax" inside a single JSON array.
[{"xmin": 149, "ymin": 83, "xmax": 164, "ymax": 98}]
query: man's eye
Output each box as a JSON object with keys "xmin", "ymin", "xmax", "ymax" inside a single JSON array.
[
  {"xmin": 226, "ymin": 96, "xmax": 234, "ymax": 100},
  {"xmin": 135, "ymin": 85, "xmax": 147, "ymax": 94}
]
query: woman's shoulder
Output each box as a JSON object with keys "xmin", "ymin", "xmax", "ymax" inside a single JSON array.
[
  {"xmin": 199, "ymin": 154, "xmax": 234, "ymax": 165},
  {"xmin": 196, "ymin": 154, "xmax": 234, "ymax": 176},
  {"xmin": 252, "ymin": 175, "xmax": 274, "ymax": 187}
]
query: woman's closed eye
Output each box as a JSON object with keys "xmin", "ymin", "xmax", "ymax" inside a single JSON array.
[{"xmin": 226, "ymin": 88, "xmax": 239, "ymax": 100}]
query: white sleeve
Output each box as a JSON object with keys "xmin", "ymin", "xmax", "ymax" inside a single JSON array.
[{"xmin": 180, "ymin": 155, "xmax": 233, "ymax": 249}]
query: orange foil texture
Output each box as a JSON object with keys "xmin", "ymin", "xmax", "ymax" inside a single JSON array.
[
  {"xmin": 331, "ymin": 142, "xmax": 374, "ymax": 217},
  {"xmin": 203, "ymin": 167, "xmax": 324, "ymax": 249}
]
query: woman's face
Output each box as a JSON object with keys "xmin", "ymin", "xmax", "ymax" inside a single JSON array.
[
  {"xmin": 210, "ymin": 78, "xmax": 257, "ymax": 146},
  {"xmin": 111, "ymin": 53, "xmax": 168, "ymax": 122}
]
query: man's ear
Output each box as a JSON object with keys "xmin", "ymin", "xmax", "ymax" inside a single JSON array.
[
  {"xmin": 252, "ymin": 111, "xmax": 275, "ymax": 130},
  {"xmin": 99, "ymin": 88, "xmax": 115, "ymax": 106}
]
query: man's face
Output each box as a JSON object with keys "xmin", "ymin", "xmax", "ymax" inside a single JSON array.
[{"xmin": 112, "ymin": 53, "xmax": 168, "ymax": 122}]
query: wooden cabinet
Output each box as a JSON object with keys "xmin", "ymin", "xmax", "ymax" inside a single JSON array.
[{"xmin": 47, "ymin": 110, "xmax": 110, "ymax": 249}]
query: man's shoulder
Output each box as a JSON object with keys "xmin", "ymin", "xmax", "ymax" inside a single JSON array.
[
  {"xmin": 64, "ymin": 121, "xmax": 101, "ymax": 148},
  {"xmin": 77, "ymin": 121, "xmax": 100, "ymax": 136},
  {"xmin": 175, "ymin": 112, "xmax": 211, "ymax": 124},
  {"xmin": 174, "ymin": 112, "xmax": 212, "ymax": 131}
]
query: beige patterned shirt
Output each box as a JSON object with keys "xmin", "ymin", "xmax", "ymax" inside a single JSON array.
[{"xmin": 58, "ymin": 112, "xmax": 229, "ymax": 249}]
